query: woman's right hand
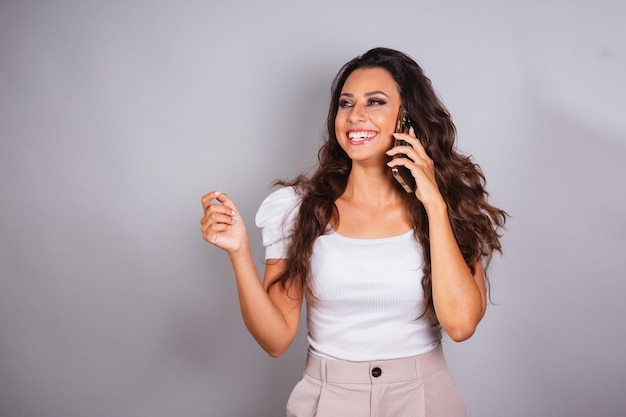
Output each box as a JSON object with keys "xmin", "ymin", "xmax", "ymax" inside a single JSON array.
[{"xmin": 200, "ymin": 191, "xmax": 249, "ymax": 254}]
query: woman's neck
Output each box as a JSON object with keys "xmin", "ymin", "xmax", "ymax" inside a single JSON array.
[
  {"xmin": 334, "ymin": 165, "xmax": 412, "ymax": 238},
  {"xmin": 342, "ymin": 164, "xmax": 403, "ymax": 206}
]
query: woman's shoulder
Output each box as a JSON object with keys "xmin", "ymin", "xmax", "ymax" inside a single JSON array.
[
  {"xmin": 255, "ymin": 186, "xmax": 301, "ymax": 228},
  {"xmin": 255, "ymin": 186, "xmax": 302, "ymax": 258}
]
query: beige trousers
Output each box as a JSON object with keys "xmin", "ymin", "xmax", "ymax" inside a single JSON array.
[{"xmin": 286, "ymin": 344, "xmax": 467, "ymax": 417}]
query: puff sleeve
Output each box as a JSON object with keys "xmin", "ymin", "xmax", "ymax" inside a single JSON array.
[{"xmin": 255, "ymin": 187, "xmax": 300, "ymax": 260}]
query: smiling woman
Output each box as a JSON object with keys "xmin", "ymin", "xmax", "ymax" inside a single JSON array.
[
  {"xmin": 200, "ymin": 47, "xmax": 507, "ymax": 417},
  {"xmin": 335, "ymin": 67, "xmax": 402, "ymax": 166}
]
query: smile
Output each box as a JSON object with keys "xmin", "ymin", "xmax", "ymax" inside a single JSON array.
[{"xmin": 347, "ymin": 131, "xmax": 377, "ymax": 143}]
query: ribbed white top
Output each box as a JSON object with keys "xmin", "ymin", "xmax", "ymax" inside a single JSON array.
[{"xmin": 255, "ymin": 187, "xmax": 441, "ymax": 361}]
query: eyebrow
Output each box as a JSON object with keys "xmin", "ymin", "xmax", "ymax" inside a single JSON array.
[{"xmin": 339, "ymin": 90, "xmax": 390, "ymax": 98}]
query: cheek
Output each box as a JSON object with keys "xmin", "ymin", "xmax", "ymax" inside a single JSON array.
[
  {"xmin": 379, "ymin": 114, "xmax": 398, "ymax": 147},
  {"xmin": 334, "ymin": 115, "xmax": 343, "ymax": 137},
  {"xmin": 374, "ymin": 112, "xmax": 397, "ymax": 135}
]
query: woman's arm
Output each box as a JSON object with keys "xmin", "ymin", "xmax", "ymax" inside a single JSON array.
[
  {"xmin": 387, "ymin": 131, "xmax": 486, "ymax": 341},
  {"xmin": 201, "ymin": 191, "xmax": 302, "ymax": 356},
  {"xmin": 425, "ymin": 202, "xmax": 486, "ymax": 342},
  {"xmin": 231, "ymin": 255, "xmax": 302, "ymax": 357}
]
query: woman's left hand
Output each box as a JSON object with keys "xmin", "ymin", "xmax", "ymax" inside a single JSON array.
[{"xmin": 386, "ymin": 127, "xmax": 445, "ymax": 207}]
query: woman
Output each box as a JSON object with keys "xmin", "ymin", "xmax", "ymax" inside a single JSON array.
[{"xmin": 201, "ymin": 47, "xmax": 507, "ymax": 417}]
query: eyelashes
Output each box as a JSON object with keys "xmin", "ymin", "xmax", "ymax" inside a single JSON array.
[
  {"xmin": 338, "ymin": 99, "xmax": 352, "ymax": 108},
  {"xmin": 338, "ymin": 97, "xmax": 388, "ymax": 108},
  {"xmin": 368, "ymin": 98, "xmax": 388, "ymax": 106}
]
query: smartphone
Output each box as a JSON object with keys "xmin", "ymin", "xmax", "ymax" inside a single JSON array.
[{"xmin": 391, "ymin": 107, "xmax": 416, "ymax": 193}]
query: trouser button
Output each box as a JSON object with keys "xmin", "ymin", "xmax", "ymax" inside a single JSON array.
[{"xmin": 371, "ymin": 367, "xmax": 382, "ymax": 378}]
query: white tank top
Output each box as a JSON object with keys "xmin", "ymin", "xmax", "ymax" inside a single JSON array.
[{"xmin": 256, "ymin": 187, "xmax": 441, "ymax": 361}]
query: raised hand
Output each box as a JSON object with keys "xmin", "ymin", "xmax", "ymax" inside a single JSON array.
[
  {"xmin": 386, "ymin": 127, "xmax": 445, "ymax": 208},
  {"xmin": 200, "ymin": 191, "xmax": 249, "ymax": 254}
]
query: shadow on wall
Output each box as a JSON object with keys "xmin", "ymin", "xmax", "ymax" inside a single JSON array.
[{"xmin": 495, "ymin": 101, "xmax": 626, "ymax": 416}]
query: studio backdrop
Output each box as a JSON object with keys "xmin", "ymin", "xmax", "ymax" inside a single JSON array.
[{"xmin": 1, "ymin": 1, "xmax": 625, "ymax": 416}]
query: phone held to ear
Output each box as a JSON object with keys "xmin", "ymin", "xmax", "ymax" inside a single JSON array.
[{"xmin": 391, "ymin": 107, "xmax": 416, "ymax": 193}]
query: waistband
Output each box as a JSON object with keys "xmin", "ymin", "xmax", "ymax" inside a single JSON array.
[{"xmin": 304, "ymin": 344, "xmax": 447, "ymax": 385}]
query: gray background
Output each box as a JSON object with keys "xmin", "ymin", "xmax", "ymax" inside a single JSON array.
[{"xmin": 1, "ymin": 1, "xmax": 625, "ymax": 416}]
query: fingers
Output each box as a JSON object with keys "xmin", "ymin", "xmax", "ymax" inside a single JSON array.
[
  {"xmin": 389, "ymin": 129, "xmax": 429, "ymax": 161},
  {"xmin": 202, "ymin": 190, "xmax": 237, "ymax": 210},
  {"xmin": 387, "ymin": 138, "xmax": 432, "ymax": 171},
  {"xmin": 386, "ymin": 131, "xmax": 441, "ymax": 203},
  {"xmin": 201, "ymin": 194, "xmax": 235, "ymax": 222},
  {"xmin": 200, "ymin": 191, "xmax": 238, "ymax": 241},
  {"xmin": 200, "ymin": 190, "xmax": 220, "ymax": 209},
  {"xmin": 201, "ymin": 191, "xmax": 240, "ymax": 216},
  {"xmin": 200, "ymin": 211, "xmax": 235, "ymax": 241}
]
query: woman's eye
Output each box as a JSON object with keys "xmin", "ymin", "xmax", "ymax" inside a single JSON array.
[
  {"xmin": 368, "ymin": 98, "xmax": 387, "ymax": 106},
  {"xmin": 338, "ymin": 99, "xmax": 353, "ymax": 108}
]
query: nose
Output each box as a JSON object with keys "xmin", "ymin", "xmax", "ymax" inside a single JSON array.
[{"xmin": 348, "ymin": 103, "xmax": 366, "ymax": 123}]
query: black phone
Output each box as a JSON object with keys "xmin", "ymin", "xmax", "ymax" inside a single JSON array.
[{"xmin": 391, "ymin": 107, "xmax": 416, "ymax": 193}]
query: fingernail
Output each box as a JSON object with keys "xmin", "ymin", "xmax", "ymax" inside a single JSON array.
[{"xmin": 214, "ymin": 191, "xmax": 221, "ymax": 196}]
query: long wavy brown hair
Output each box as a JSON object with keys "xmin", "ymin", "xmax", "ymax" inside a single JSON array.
[{"xmin": 268, "ymin": 47, "xmax": 507, "ymax": 319}]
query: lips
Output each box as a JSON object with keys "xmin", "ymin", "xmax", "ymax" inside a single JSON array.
[{"xmin": 347, "ymin": 130, "xmax": 378, "ymax": 144}]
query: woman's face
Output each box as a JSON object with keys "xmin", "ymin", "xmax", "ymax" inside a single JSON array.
[{"xmin": 335, "ymin": 67, "xmax": 402, "ymax": 166}]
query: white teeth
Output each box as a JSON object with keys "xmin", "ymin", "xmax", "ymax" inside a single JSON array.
[{"xmin": 348, "ymin": 131, "xmax": 376, "ymax": 141}]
